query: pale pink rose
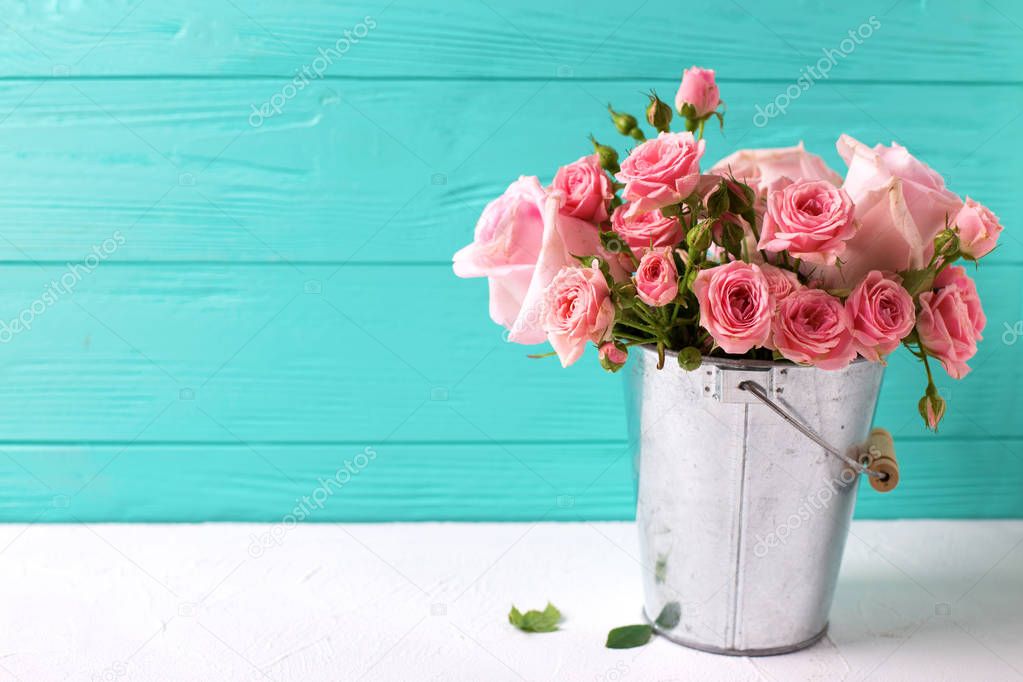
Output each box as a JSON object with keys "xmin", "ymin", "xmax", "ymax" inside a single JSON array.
[
  {"xmin": 954, "ymin": 197, "xmax": 1002, "ymax": 259},
  {"xmin": 845, "ymin": 271, "xmax": 915, "ymax": 362},
  {"xmin": 693, "ymin": 261, "xmax": 773, "ymax": 354},
  {"xmin": 543, "ymin": 264, "xmax": 615, "ymax": 367},
  {"xmin": 675, "ymin": 66, "xmax": 719, "ymax": 118},
  {"xmin": 773, "ymin": 288, "xmax": 857, "ymax": 370},
  {"xmin": 634, "ymin": 248, "xmax": 679, "ymax": 307},
  {"xmin": 552, "ymin": 154, "xmax": 613, "ymax": 223},
  {"xmin": 598, "ymin": 342, "xmax": 628, "ymax": 370},
  {"xmin": 916, "ymin": 265, "xmax": 985, "ymax": 379},
  {"xmin": 820, "ymin": 135, "xmax": 963, "ymax": 288},
  {"xmin": 759, "ymin": 180, "xmax": 856, "ymax": 265},
  {"xmin": 709, "ymin": 143, "xmax": 842, "ymax": 200},
  {"xmin": 452, "ymin": 176, "xmax": 546, "ymax": 332},
  {"xmin": 616, "ymin": 131, "xmax": 706, "ymax": 214},
  {"xmin": 610, "ymin": 204, "xmax": 683, "ymax": 255},
  {"xmin": 759, "ymin": 263, "xmax": 802, "ymax": 306},
  {"xmin": 454, "ymin": 178, "xmax": 625, "ymax": 345}
]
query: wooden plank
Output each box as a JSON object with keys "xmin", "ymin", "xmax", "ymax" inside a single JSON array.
[
  {"xmin": 0, "ymin": 79, "xmax": 1020, "ymax": 263},
  {"xmin": 0, "ymin": 0, "xmax": 1019, "ymax": 81},
  {"xmin": 1, "ymin": 437, "xmax": 1020, "ymax": 521},
  {"xmin": 0, "ymin": 263, "xmax": 1016, "ymax": 443}
]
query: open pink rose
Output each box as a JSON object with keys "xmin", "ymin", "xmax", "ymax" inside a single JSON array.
[
  {"xmin": 759, "ymin": 180, "xmax": 856, "ymax": 265},
  {"xmin": 773, "ymin": 288, "xmax": 857, "ymax": 370},
  {"xmin": 693, "ymin": 261, "xmax": 772, "ymax": 353},
  {"xmin": 675, "ymin": 66, "xmax": 719, "ymax": 118},
  {"xmin": 543, "ymin": 264, "xmax": 615, "ymax": 367},
  {"xmin": 820, "ymin": 135, "xmax": 963, "ymax": 288},
  {"xmin": 759, "ymin": 263, "xmax": 801, "ymax": 306},
  {"xmin": 453, "ymin": 178, "xmax": 625, "ymax": 345},
  {"xmin": 916, "ymin": 265, "xmax": 985, "ymax": 379},
  {"xmin": 846, "ymin": 271, "xmax": 915, "ymax": 362},
  {"xmin": 552, "ymin": 154, "xmax": 613, "ymax": 223},
  {"xmin": 616, "ymin": 131, "xmax": 705, "ymax": 214},
  {"xmin": 452, "ymin": 176, "xmax": 545, "ymax": 332},
  {"xmin": 610, "ymin": 204, "xmax": 683, "ymax": 255},
  {"xmin": 709, "ymin": 143, "xmax": 842, "ymax": 201},
  {"xmin": 635, "ymin": 248, "xmax": 679, "ymax": 307},
  {"xmin": 954, "ymin": 197, "xmax": 1002, "ymax": 260}
]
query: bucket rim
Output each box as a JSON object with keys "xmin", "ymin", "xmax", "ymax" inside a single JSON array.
[{"xmin": 634, "ymin": 344, "xmax": 872, "ymax": 370}]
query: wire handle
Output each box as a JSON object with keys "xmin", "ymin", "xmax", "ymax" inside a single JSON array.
[{"xmin": 737, "ymin": 380, "xmax": 887, "ymax": 481}]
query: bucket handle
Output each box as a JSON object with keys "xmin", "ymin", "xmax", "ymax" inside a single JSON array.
[{"xmin": 738, "ymin": 380, "xmax": 892, "ymax": 485}]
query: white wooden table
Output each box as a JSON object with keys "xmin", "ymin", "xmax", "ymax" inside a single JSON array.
[{"xmin": 0, "ymin": 521, "xmax": 1020, "ymax": 681}]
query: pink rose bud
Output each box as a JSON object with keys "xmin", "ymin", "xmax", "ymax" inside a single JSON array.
[
  {"xmin": 846, "ymin": 271, "xmax": 916, "ymax": 362},
  {"xmin": 552, "ymin": 154, "xmax": 614, "ymax": 223},
  {"xmin": 610, "ymin": 204, "xmax": 684, "ymax": 255},
  {"xmin": 759, "ymin": 180, "xmax": 857, "ymax": 266},
  {"xmin": 918, "ymin": 386, "xmax": 946, "ymax": 431},
  {"xmin": 772, "ymin": 288, "xmax": 857, "ymax": 370},
  {"xmin": 598, "ymin": 342, "xmax": 628, "ymax": 372},
  {"xmin": 542, "ymin": 264, "xmax": 615, "ymax": 368},
  {"xmin": 693, "ymin": 261, "xmax": 773, "ymax": 354},
  {"xmin": 916, "ymin": 265, "xmax": 986, "ymax": 379},
  {"xmin": 615, "ymin": 132, "xmax": 706, "ymax": 214},
  {"xmin": 674, "ymin": 66, "xmax": 720, "ymax": 119},
  {"xmin": 758, "ymin": 263, "xmax": 802, "ymax": 307},
  {"xmin": 634, "ymin": 248, "xmax": 679, "ymax": 307},
  {"xmin": 954, "ymin": 197, "xmax": 1003, "ymax": 260}
]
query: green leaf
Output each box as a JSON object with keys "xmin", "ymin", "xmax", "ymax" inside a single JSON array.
[
  {"xmin": 605, "ymin": 624, "xmax": 653, "ymax": 649},
  {"xmin": 655, "ymin": 602, "xmax": 681, "ymax": 629},
  {"xmin": 508, "ymin": 602, "xmax": 561, "ymax": 633}
]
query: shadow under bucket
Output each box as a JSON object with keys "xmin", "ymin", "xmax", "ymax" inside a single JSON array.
[{"xmin": 626, "ymin": 347, "xmax": 885, "ymax": 655}]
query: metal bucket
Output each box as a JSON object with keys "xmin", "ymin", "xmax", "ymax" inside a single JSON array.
[{"xmin": 626, "ymin": 347, "xmax": 884, "ymax": 655}]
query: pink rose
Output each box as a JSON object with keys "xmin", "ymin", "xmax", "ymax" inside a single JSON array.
[
  {"xmin": 616, "ymin": 131, "xmax": 706, "ymax": 214},
  {"xmin": 773, "ymin": 289, "xmax": 857, "ymax": 370},
  {"xmin": 610, "ymin": 204, "xmax": 683, "ymax": 255},
  {"xmin": 635, "ymin": 248, "xmax": 679, "ymax": 307},
  {"xmin": 598, "ymin": 342, "xmax": 628, "ymax": 371},
  {"xmin": 675, "ymin": 66, "xmax": 719, "ymax": 118},
  {"xmin": 759, "ymin": 180, "xmax": 856, "ymax": 265},
  {"xmin": 759, "ymin": 263, "xmax": 801, "ymax": 306},
  {"xmin": 709, "ymin": 143, "xmax": 842, "ymax": 200},
  {"xmin": 543, "ymin": 264, "xmax": 615, "ymax": 367},
  {"xmin": 845, "ymin": 271, "xmax": 915, "ymax": 362},
  {"xmin": 552, "ymin": 154, "xmax": 613, "ymax": 223},
  {"xmin": 453, "ymin": 177, "xmax": 625, "ymax": 345},
  {"xmin": 954, "ymin": 197, "xmax": 1002, "ymax": 260},
  {"xmin": 820, "ymin": 135, "xmax": 963, "ymax": 287},
  {"xmin": 916, "ymin": 265, "xmax": 986, "ymax": 379},
  {"xmin": 453, "ymin": 176, "xmax": 545, "ymax": 332},
  {"xmin": 693, "ymin": 261, "xmax": 773, "ymax": 354}
]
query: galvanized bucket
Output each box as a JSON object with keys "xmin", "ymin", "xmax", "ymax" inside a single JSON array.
[{"xmin": 626, "ymin": 347, "xmax": 885, "ymax": 656}]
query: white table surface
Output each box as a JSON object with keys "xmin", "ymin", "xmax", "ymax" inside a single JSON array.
[{"xmin": 0, "ymin": 520, "xmax": 1021, "ymax": 681}]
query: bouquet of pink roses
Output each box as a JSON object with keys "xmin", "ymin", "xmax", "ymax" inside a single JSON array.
[{"xmin": 453, "ymin": 67, "xmax": 1001, "ymax": 431}]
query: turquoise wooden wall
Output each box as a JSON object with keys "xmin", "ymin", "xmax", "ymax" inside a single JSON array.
[{"xmin": 0, "ymin": 0, "xmax": 1020, "ymax": 521}]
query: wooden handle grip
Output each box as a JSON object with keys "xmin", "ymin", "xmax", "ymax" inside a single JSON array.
[{"xmin": 866, "ymin": 428, "xmax": 899, "ymax": 493}]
